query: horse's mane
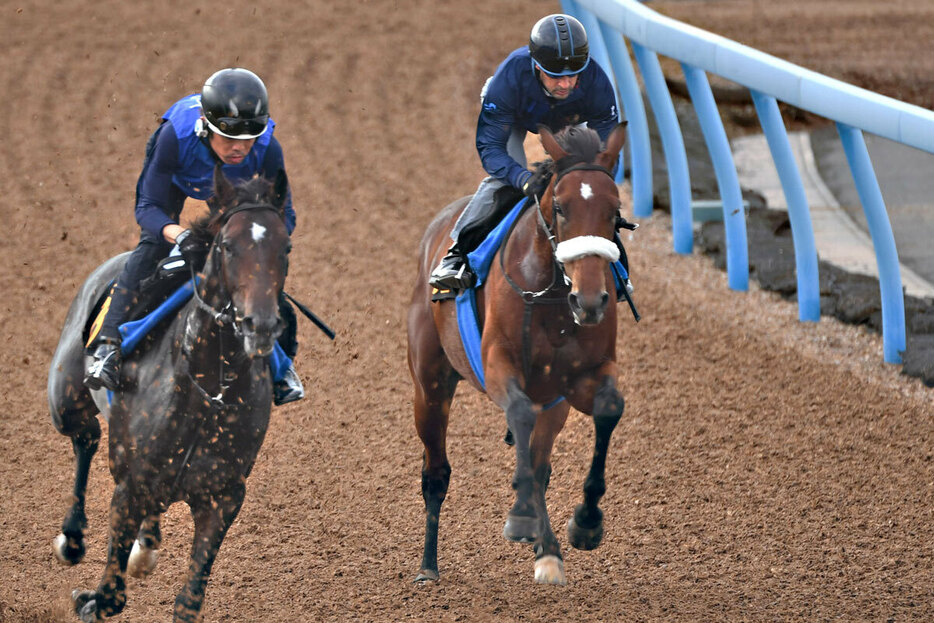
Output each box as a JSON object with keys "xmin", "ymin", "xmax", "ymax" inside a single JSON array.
[
  {"xmin": 532, "ymin": 125, "xmax": 604, "ymax": 178},
  {"xmin": 188, "ymin": 175, "xmax": 276, "ymax": 246},
  {"xmin": 555, "ymin": 125, "xmax": 602, "ymax": 163}
]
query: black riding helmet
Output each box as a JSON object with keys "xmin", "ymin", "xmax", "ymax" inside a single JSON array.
[
  {"xmin": 201, "ymin": 68, "xmax": 269, "ymax": 139},
  {"xmin": 529, "ymin": 14, "xmax": 590, "ymax": 77}
]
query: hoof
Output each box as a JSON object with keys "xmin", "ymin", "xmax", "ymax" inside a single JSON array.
[
  {"xmin": 127, "ymin": 539, "xmax": 159, "ymax": 578},
  {"xmin": 503, "ymin": 513, "xmax": 539, "ymax": 543},
  {"xmin": 533, "ymin": 555, "xmax": 567, "ymax": 585},
  {"xmin": 72, "ymin": 590, "xmax": 102, "ymax": 622},
  {"xmin": 414, "ymin": 568, "xmax": 440, "ymax": 583},
  {"xmin": 53, "ymin": 533, "xmax": 85, "ymax": 565},
  {"xmin": 567, "ymin": 514, "xmax": 604, "ymax": 550}
]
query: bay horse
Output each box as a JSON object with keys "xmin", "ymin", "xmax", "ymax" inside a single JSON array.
[
  {"xmin": 48, "ymin": 166, "xmax": 292, "ymax": 621},
  {"xmin": 407, "ymin": 123, "xmax": 629, "ymax": 585}
]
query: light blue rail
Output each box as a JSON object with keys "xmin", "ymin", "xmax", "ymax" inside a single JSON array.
[{"xmin": 562, "ymin": 0, "xmax": 934, "ymax": 364}]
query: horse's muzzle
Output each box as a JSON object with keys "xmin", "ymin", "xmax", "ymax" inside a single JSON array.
[
  {"xmin": 568, "ymin": 290, "xmax": 609, "ymax": 326},
  {"xmin": 238, "ymin": 315, "xmax": 285, "ymax": 357}
]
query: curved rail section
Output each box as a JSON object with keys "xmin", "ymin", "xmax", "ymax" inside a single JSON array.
[{"xmin": 562, "ymin": 0, "xmax": 934, "ymax": 363}]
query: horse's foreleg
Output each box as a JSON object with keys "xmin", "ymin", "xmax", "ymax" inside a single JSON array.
[
  {"xmin": 413, "ymin": 373, "xmax": 456, "ymax": 582},
  {"xmin": 500, "ymin": 381, "xmax": 568, "ymax": 584},
  {"xmin": 127, "ymin": 514, "xmax": 162, "ymax": 578},
  {"xmin": 528, "ymin": 401, "xmax": 570, "ymax": 585},
  {"xmin": 173, "ymin": 488, "xmax": 244, "ymax": 623},
  {"xmin": 54, "ymin": 417, "xmax": 101, "ymax": 566},
  {"xmin": 502, "ymin": 381, "xmax": 568, "ymax": 584},
  {"xmin": 568, "ymin": 375, "xmax": 624, "ymax": 551},
  {"xmin": 502, "ymin": 379, "xmax": 538, "ymax": 543},
  {"xmin": 72, "ymin": 481, "xmax": 138, "ymax": 621}
]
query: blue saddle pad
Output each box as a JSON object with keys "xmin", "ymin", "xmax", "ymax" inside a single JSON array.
[
  {"xmin": 117, "ymin": 279, "xmax": 290, "ymax": 380},
  {"xmin": 454, "ymin": 198, "xmax": 567, "ymax": 409}
]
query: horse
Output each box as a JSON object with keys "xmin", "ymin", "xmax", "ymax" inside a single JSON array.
[
  {"xmin": 407, "ymin": 122, "xmax": 630, "ymax": 585},
  {"xmin": 48, "ymin": 166, "xmax": 292, "ymax": 622}
]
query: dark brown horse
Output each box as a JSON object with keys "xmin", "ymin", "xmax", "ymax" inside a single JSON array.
[
  {"xmin": 407, "ymin": 123, "xmax": 629, "ymax": 585},
  {"xmin": 48, "ymin": 167, "xmax": 292, "ymax": 621}
]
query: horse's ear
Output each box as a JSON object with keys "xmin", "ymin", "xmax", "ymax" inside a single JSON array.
[
  {"xmin": 597, "ymin": 121, "xmax": 628, "ymax": 170},
  {"xmin": 272, "ymin": 168, "xmax": 289, "ymax": 212},
  {"xmin": 212, "ymin": 164, "xmax": 237, "ymax": 213},
  {"xmin": 538, "ymin": 124, "xmax": 568, "ymax": 161}
]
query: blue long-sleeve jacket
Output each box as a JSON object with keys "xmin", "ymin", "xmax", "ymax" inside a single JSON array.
[
  {"xmin": 476, "ymin": 47, "xmax": 620, "ymax": 191},
  {"xmin": 135, "ymin": 94, "xmax": 296, "ymax": 239}
]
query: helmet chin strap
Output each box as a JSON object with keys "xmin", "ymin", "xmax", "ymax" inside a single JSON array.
[{"xmin": 195, "ymin": 117, "xmax": 226, "ymax": 164}]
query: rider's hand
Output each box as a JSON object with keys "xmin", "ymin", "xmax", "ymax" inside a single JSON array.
[
  {"xmin": 176, "ymin": 229, "xmax": 206, "ymax": 265},
  {"xmin": 522, "ymin": 169, "xmax": 551, "ymax": 201}
]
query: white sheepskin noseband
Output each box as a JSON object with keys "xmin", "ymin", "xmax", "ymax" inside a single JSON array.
[{"xmin": 555, "ymin": 236, "xmax": 620, "ymax": 263}]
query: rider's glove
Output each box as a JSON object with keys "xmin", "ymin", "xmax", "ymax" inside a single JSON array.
[
  {"xmin": 176, "ymin": 229, "xmax": 206, "ymax": 266},
  {"xmin": 521, "ymin": 169, "xmax": 551, "ymax": 201}
]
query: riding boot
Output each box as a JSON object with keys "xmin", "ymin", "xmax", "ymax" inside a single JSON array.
[
  {"xmin": 272, "ymin": 295, "xmax": 304, "ymax": 406},
  {"xmin": 84, "ymin": 341, "xmax": 122, "ymax": 391},
  {"xmin": 274, "ymin": 364, "xmax": 305, "ymax": 406},
  {"xmin": 84, "ymin": 285, "xmax": 136, "ymax": 391},
  {"xmin": 429, "ymin": 243, "xmax": 475, "ymax": 291},
  {"xmin": 613, "ymin": 232, "xmax": 633, "ymax": 295}
]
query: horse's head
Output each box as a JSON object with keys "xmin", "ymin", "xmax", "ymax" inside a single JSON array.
[
  {"xmin": 192, "ymin": 166, "xmax": 291, "ymax": 357},
  {"xmin": 537, "ymin": 122, "xmax": 627, "ymax": 326}
]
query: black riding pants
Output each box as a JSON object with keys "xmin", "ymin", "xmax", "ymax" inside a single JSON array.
[{"xmin": 98, "ymin": 230, "xmax": 172, "ymax": 342}]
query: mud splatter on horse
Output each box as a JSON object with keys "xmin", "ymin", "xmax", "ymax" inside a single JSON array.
[{"xmin": 48, "ymin": 167, "xmax": 292, "ymax": 621}]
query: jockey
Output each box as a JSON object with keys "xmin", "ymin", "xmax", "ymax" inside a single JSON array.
[
  {"xmin": 430, "ymin": 13, "xmax": 627, "ymax": 292},
  {"xmin": 84, "ymin": 67, "xmax": 305, "ymax": 406}
]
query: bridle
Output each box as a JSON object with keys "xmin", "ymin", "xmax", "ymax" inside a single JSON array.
[
  {"xmin": 498, "ymin": 161, "xmax": 620, "ymax": 386},
  {"xmin": 169, "ymin": 196, "xmax": 289, "ymax": 503},
  {"xmin": 183, "ymin": 201, "xmax": 287, "ymax": 406},
  {"xmin": 188, "ymin": 202, "xmax": 287, "ymax": 336},
  {"xmin": 501, "ymin": 160, "xmax": 619, "ymax": 301}
]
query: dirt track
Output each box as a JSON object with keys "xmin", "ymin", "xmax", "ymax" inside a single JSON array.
[{"xmin": 3, "ymin": 1, "xmax": 934, "ymax": 621}]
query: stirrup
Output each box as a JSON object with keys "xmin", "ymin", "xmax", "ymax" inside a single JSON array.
[
  {"xmin": 84, "ymin": 342, "xmax": 121, "ymax": 391},
  {"xmin": 429, "ymin": 254, "xmax": 475, "ymax": 291},
  {"xmin": 274, "ymin": 365, "xmax": 305, "ymax": 406}
]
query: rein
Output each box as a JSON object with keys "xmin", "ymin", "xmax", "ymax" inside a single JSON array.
[
  {"xmin": 496, "ymin": 161, "xmax": 617, "ymax": 385},
  {"xmin": 170, "ymin": 201, "xmax": 287, "ymax": 498},
  {"xmin": 189, "ymin": 201, "xmax": 285, "ymax": 332}
]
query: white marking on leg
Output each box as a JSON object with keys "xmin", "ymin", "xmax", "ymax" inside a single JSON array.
[
  {"xmin": 580, "ymin": 182, "xmax": 593, "ymax": 200},
  {"xmin": 534, "ymin": 555, "xmax": 567, "ymax": 585},
  {"xmin": 251, "ymin": 222, "xmax": 266, "ymax": 243}
]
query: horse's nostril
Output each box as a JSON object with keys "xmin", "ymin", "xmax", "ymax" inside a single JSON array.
[
  {"xmin": 601, "ymin": 292, "xmax": 609, "ymax": 307},
  {"xmin": 241, "ymin": 316, "xmax": 255, "ymax": 333},
  {"xmin": 568, "ymin": 292, "xmax": 580, "ymax": 310}
]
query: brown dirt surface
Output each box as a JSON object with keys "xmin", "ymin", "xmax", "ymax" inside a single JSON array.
[
  {"xmin": 3, "ymin": 1, "xmax": 934, "ymax": 622},
  {"xmin": 653, "ymin": 0, "xmax": 934, "ymax": 111}
]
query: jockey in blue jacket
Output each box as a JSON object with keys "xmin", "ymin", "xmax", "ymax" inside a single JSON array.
[
  {"xmin": 430, "ymin": 13, "xmax": 623, "ymax": 291},
  {"xmin": 85, "ymin": 68, "xmax": 305, "ymax": 405}
]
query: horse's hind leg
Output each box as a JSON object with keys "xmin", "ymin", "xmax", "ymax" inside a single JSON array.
[
  {"xmin": 412, "ymin": 371, "xmax": 457, "ymax": 582},
  {"xmin": 127, "ymin": 514, "xmax": 162, "ymax": 578},
  {"xmin": 173, "ymin": 486, "xmax": 245, "ymax": 622},
  {"xmin": 50, "ymin": 391, "xmax": 101, "ymax": 566},
  {"xmin": 72, "ymin": 481, "xmax": 140, "ymax": 621},
  {"xmin": 568, "ymin": 376, "xmax": 624, "ymax": 551},
  {"xmin": 408, "ymin": 326, "xmax": 458, "ymax": 582}
]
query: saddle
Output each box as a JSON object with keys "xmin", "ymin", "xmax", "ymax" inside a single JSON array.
[{"xmin": 84, "ymin": 254, "xmax": 194, "ymax": 354}]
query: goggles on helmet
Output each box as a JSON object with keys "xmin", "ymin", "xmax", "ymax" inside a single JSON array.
[
  {"xmin": 534, "ymin": 54, "xmax": 589, "ymax": 78},
  {"xmin": 204, "ymin": 114, "xmax": 268, "ymax": 140}
]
